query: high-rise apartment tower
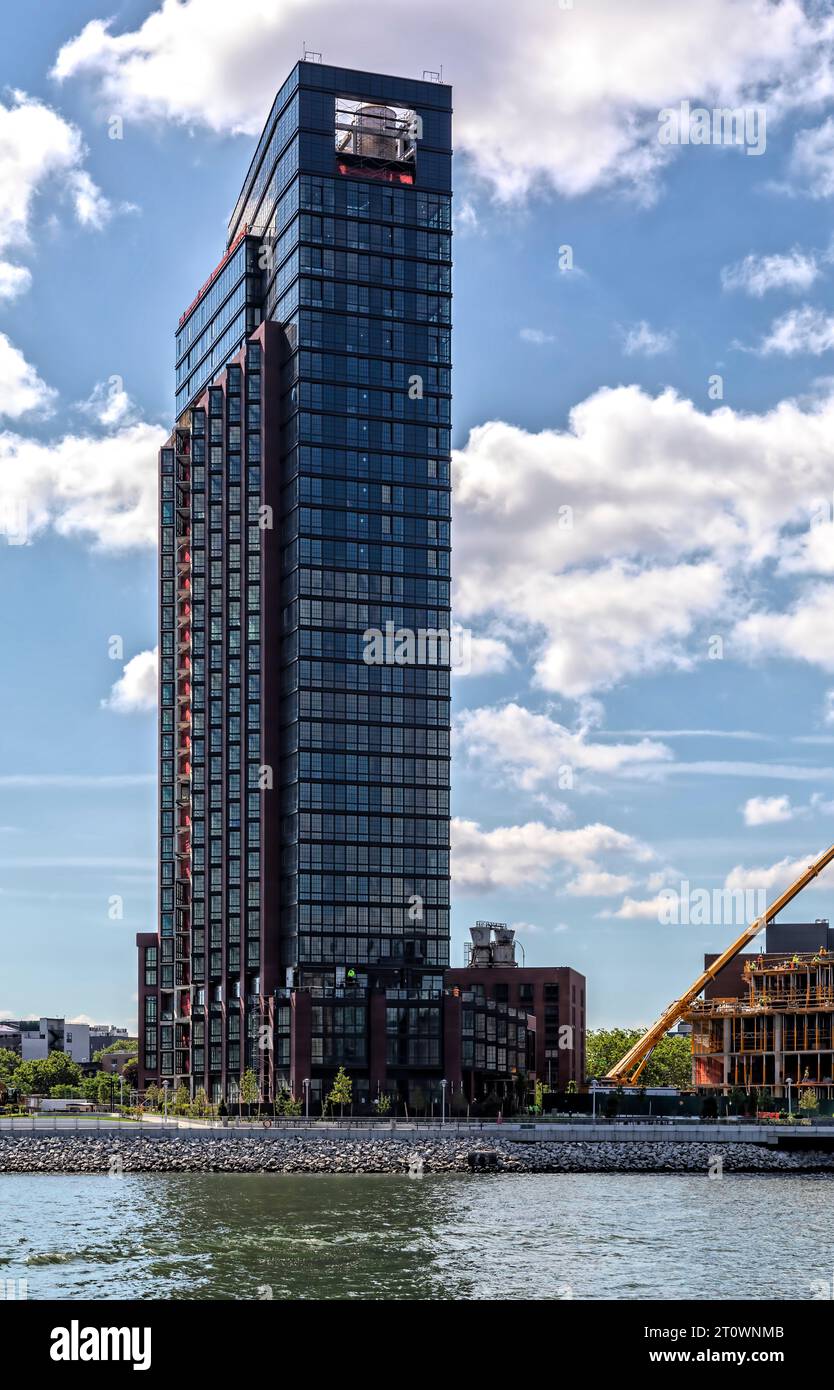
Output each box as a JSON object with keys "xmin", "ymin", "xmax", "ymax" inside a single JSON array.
[{"xmin": 138, "ymin": 61, "xmax": 452, "ymax": 1109}]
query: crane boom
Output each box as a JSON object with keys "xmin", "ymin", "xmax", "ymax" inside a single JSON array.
[{"xmin": 603, "ymin": 840, "xmax": 834, "ymax": 1086}]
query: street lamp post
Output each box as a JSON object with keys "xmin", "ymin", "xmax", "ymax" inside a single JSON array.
[
  {"xmin": 591, "ymin": 1079, "xmax": 598, "ymax": 1123},
  {"xmin": 786, "ymin": 1077, "xmax": 793, "ymax": 1120},
  {"xmin": 163, "ymin": 1079, "xmax": 169, "ymax": 1123},
  {"xmin": 440, "ymin": 1079, "xmax": 447, "ymax": 1125},
  {"xmin": 303, "ymin": 1077, "xmax": 310, "ymax": 1120}
]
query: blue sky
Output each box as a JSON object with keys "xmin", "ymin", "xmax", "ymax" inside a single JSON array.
[{"xmin": 5, "ymin": 0, "xmax": 834, "ymax": 1032}]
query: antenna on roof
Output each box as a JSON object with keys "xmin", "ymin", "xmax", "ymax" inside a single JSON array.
[{"xmin": 302, "ymin": 43, "xmax": 322, "ymax": 63}]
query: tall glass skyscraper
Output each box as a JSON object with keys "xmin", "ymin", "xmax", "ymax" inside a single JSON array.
[{"xmin": 138, "ymin": 61, "xmax": 452, "ymax": 1109}]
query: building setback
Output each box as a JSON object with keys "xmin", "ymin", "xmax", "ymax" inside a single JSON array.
[{"xmin": 139, "ymin": 61, "xmax": 452, "ymax": 1109}]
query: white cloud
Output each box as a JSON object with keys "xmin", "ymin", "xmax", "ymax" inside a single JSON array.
[
  {"xmin": 453, "ymin": 385, "xmax": 834, "ymax": 697},
  {"xmin": 52, "ymin": 0, "xmax": 834, "ymax": 204},
  {"xmin": 733, "ymin": 585, "xmax": 834, "ymax": 671},
  {"xmin": 791, "ymin": 116, "xmax": 834, "ymax": 198},
  {"xmin": 451, "ymin": 816, "xmax": 650, "ymax": 894},
  {"xmin": 455, "ymin": 632, "xmax": 514, "ymax": 678},
  {"xmin": 756, "ymin": 305, "xmax": 834, "ymax": 355},
  {"xmin": 102, "ymin": 648, "xmax": 158, "ymax": 713},
  {"xmin": 0, "ymin": 91, "xmax": 112, "ymax": 267},
  {"xmin": 603, "ymin": 894, "xmax": 673, "ymax": 920},
  {"xmin": 724, "ymin": 852, "xmax": 834, "ymax": 893},
  {"xmin": 0, "ymin": 333, "xmax": 55, "ymax": 419},
  {"xmin": 78, "ymin": 377, "xmax": 136, "ymax": 428},
  {"xmin": 455, "ymin": 702, "xmax": 671, "ymax": 790},
  {"xmin": 743, "ymin": 794, "xmax": 795, "ymax": 825},
  {"xmin": 520, "ymin": 328, "xmax": 554, "ymax": 345},
  {"xmin": 454, "ymin": 198, "xmax": 480, "ymax": 234},
  {"xmin": 68, "ymin": 169, "xmax": 114, "ymax": 229},
  {"xmin": 0, "ymin": 418, "xmax": 164, "ymax": 549},
  {"xmin": 621, "ymin": 320, "xmax": 675, "ymax": 356},
  {"xmin": 0, "ymin": 262, "xmax": 32, "ymax": 301},
  {"xmin": 721, "ymin": 248, "xmax": 820, "ymax": 296},
  {"xmin": 566, "ymin": 870, "xmax": 636, "ymax": 897}
]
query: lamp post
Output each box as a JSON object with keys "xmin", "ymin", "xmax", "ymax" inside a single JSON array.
[
  {"xmin": 163, "ymin": 1079, "xmax": 169, "ymax": 1124},
  {"xmin": 303, "ymin": 1077, "xmax": 310, "ymax": 1120},
  {"xmin": 440, "ymin": 1079, "xmax": 447, "ymax": 1126},
  {"xmin": 591, "ymin": 1079, "xmax": 598, "ymax": 1123},
  {"xmin": 786, "ymin": 1077, "xmax": 793, "ymax": 1120}
]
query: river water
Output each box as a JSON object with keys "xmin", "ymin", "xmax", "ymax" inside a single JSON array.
[{"xmin": 1, "ymin": 1171, "xmax": 832, "ymax": 1300}]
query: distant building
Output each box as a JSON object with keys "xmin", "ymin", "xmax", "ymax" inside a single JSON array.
[
  {"xmin": 98, "ymin": 1050, "xmax": 137, "ymax": 1077},
  {"xmin": 446, "ymin": 924, "xmax": 586, "ymax": 1090},
  {"xmin": 0, "ymin": 1023, "xmax": 21, "ymax": 1055},
  {"xmin": 89, "ymin": 1025, "xmax": 132, "ymax": 1053},
  {"xmin": 18, "ymin": 1018, "xmax": 91, "ymax": 1065}
]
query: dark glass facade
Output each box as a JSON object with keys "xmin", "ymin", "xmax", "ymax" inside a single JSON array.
[{"xmin": 139, "ymin": 61, "xmax": 452, "ymax": 1107}]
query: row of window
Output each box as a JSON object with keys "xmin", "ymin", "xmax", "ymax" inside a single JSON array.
[
  {"xmin": 296, "ymin": 934, "xmax": 449, "ymax": 964},
  {"xmin": 289, "ymin": 812, "xmax": 448, "ymax": 843},
  {"xmin": 291, "ymin": 782, "xmax": 449, "ymax": 814},
  {"xmin": 287, "ymin": 445, "xmax": 450, "ymax": 487},
  {"xmin": 288, "ymin": 564, "xmax": 449, "ymax": 603},
  {"xmin": 291, "ymin": 723, "xmax": 449, "ymax": 755}
]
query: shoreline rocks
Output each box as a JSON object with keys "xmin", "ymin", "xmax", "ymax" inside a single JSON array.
[{"xmin": 2, "ymin": 1134, "xmax": 834, "ymax": 1176}]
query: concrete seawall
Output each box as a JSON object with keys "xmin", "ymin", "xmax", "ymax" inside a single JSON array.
[{"xmin": 1, "ymin": 1117, "xmax": 829, "ymax": 1142}]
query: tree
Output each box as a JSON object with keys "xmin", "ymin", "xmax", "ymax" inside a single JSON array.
[
  {"xmin": 173, "ymin": 1083, "xmax": 190, "ymax": 1115},
  {"xmin": 586, "ymin": 1028, "xmax": 692, "ymax": 1089},
  {"xmin": 145, "ymin": 1083, "xmax": 160, "ymax": 1110},
  {"xmin": 0, "ymin": 1048, "xmax": 19, "ymax": 1087},
  {"xmin": 11, "ymin": 1051, "xmax": 83, "ymax": 1096},
  {"xmin": 409, "ymin": 1085, "xmax": 427, "ymax": 1117},
  {"xmin": 92, "ymin": 1039, "xmax": 139, "ymax": 1065},
  {"xmin": 192, "ymin": 1086, "xmax": 210, "ymax": 1117},
  {"xmin": 240, "ymin": 1069, "xmax": 260, "ymax": 1118},
  {"xmin": 800, "ymin": 1087, "xmax": 819, "ymax": 1114},
  {"xmin": 327, "ymin": 1066, "xmax": 352, "ymax": 1117},
  {"xmin": 375, "ymin": 1092, "xmax": 391, "ymax": 1116}
]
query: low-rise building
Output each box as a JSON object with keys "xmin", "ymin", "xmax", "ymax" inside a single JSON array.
[
  {"xmin": 18, "ymin": 1018, "xmax": 91, "ymax": 1065},
  {"xmin": 446, "ymin": 924, "xmax": 586, "ymax": 1090},
  {"xmin": 0, "ymin": 1023, "xmax": 21, "ymax": 1054}
]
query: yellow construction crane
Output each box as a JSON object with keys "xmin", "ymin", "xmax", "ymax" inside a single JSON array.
[{"xmin": 603, "ymin": 840, "xmax": 834, "ymax": 1086}]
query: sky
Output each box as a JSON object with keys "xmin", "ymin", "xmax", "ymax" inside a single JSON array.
[{"xmin": 6, "ymin": 1, "xmax": 834, "ymax": 1032}]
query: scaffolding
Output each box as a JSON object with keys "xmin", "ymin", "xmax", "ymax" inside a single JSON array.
[{"xmin": 687, "ymin": 952, "xmax": 834, "ymax": 1096}]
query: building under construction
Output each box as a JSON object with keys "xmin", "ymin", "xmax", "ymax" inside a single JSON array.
[
  {"xmin": 604, "ymin": 843, "xmax": 834, "ymax": 1095},
  {"xmin": 687, "ymin": 920, "xmax": 834, "ymax": 1098}
]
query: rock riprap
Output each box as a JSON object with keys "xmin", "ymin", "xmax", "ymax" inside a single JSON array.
[{"xmin": 1, "ymin": 1135, "xmax": 833, "ymax": 1175}]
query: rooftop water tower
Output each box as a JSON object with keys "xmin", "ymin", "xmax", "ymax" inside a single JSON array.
[{"xmin": 492, "ymin": 925, "xmax": 517, "ymax": 966}]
